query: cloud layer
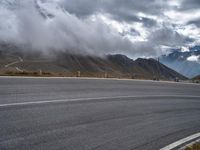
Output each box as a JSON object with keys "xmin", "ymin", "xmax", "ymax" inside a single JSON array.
[{"xmin": 0, "ymin": 0, "xmax": 199, "ymax": 58}]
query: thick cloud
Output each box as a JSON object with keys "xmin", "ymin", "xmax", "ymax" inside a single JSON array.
[
  {"xmin": 60, "ymin": 0, "xmax": 165, "ymax": 22},
  {"xmin": 179, "ymin": 0, "xmax": 200, "ymax": 10},
  {"xmin": 0, "ymin": 0, "xmax": 199, "ymax": 57},
  {"xmin": 188, "ymin": 19, "xmax": 200, "ymax": 27},
  {"xmin": 149, "ymin": 27, "xmax": 191, "ymax": 47}
]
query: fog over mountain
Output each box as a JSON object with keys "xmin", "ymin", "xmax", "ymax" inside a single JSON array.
[
  {"xmin": 161, "ymin": 45, "xmax": 200, "ymax": 78},
  {"xmin": 0, "ymin": 0, "xmax": 200, "ymax": 58}
]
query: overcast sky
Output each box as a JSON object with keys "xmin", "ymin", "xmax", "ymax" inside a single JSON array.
[{"xmin": 0, "ymin": 0, "xmax": 200, "ymax": 58}]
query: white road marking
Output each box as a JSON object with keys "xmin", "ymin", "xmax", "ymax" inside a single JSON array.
[
  {"xmin": 160, "ymin": 132, "xmax": 200, "ymax": 150},
  {"xmin": 4, "ymin": 56, "xmax": 23, "ymax": 68},
  {"xmin": 4, "ymin": 61, "xmax": 20, "ymax": 68},
  {"xmin": 18, "ymin": 57, "xmax": 23, "ymax": 62},
  {"xmin": 0, "ymin": 95, "xmax": 200, "ymax": 108},
  {"xmin": 15, "ymin": 67, "xmax": 23, "ymax": 72}
]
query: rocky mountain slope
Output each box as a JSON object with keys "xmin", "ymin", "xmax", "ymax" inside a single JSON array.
[
  {"xmin": 0, "ymin": 46, "xmax": 187, "ymax": 80},
  {"xmin": 193, "ymin": 75, "xmax": 200, "ymax": 80}
]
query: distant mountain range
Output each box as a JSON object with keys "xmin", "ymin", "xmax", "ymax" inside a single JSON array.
[
  {"xmin": 193, "ymin": 75, "xmax": 200, "ymax": 81},
  {"xmin": 0, "ymin": 44, "xmax": 187, "ymax": 80},
  {"xmin": 160, "ymin": 46, "xmax": 200, "ymax": 78}
]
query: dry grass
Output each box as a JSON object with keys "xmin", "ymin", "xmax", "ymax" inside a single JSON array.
[
  {"xmin": 2, "ymin": 71, "xmax": 52, "ymax": 77},
  {"xmin": 0, "ymin": 70, "xmax": 145, "ymax": 79},
  {"xmin": 185, "ymin": 142, "xmax": 200, "ymax": 150},
  {"xmin": 0, "ymin": 70, "xmax": 160, "ymax": 81}
]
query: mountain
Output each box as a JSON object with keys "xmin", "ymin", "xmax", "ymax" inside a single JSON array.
[
  {"xmin": 0, "ymin": 45, "xmax": 187, "ymax": 80},
  {"xmin": 107, "ymin": 55, "xmax": 186, "ymax": 80},
  {"xmin": 134, "ymin": 58, "xmax": 187, "ymax": 80},
  {"xmin": 160, "ymin": 46, "xmax": 200, "ymax": 78},
  {"xmin": 193, "ymin": 75, "xmax": 200, "ymax": 80}
]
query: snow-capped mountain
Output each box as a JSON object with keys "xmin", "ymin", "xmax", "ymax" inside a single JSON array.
[{"xmin": 161, "ymin": 46, "xmax": 200, "ymax": 78}]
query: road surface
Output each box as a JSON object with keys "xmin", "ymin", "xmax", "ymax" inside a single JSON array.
[
  {"xmin": 4, "ymin": 56, "xmax": 23, "ymax": 68},
  {"xmin": 0, "ymin": 77, "xmax": 200, "ymax": 150}
]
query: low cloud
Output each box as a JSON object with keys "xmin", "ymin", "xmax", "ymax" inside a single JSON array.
[
  {"xmin": 187, "ymin": 55, "xmax": 200, "ymax": 63},
  {"xmin": 0, "ymin": 0, "xmax": 199, "ymax": 57}
]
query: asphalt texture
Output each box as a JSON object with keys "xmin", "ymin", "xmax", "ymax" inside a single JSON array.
[{"xmin": 0, "ymin": 77, "xmax": 200, "ymax": 150}]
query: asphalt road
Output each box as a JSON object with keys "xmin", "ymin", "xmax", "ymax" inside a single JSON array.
[{"xmin": 0, "ymin": 77, "xmax": 200, "ymax": 150}]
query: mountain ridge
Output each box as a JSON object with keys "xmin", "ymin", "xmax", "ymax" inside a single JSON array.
[{"xmin": 0, "ymin": 46, "xmax": 187, "ymax": 80}]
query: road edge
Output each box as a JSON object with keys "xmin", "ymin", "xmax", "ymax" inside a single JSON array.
[{"xmin": 160, "ymin": 132, "xmax": 200, "ymax": 150}]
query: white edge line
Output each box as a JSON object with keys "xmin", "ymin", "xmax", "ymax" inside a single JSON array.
[
  {"xmin": 160, "ymin": 132, "xmax": 200, "ymax": 150},
  {"xmin": 0, "ymin": 95, "xmax": 200, "ymax": 108}
]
